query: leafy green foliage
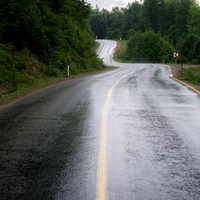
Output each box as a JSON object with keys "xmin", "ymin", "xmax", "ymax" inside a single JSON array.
[
  {"xmin": 191, "ymin": 41, "xmax": 200, "ymax": 63},
  {"xmin": 187, "ymin": 1, "xmax": 200, "ymax": 35},
  {"xmin": 89, "ymin": 0, "xmax": 193, "ymax": 43},
  {"xmin": 181, "ymin": 67, "xmax": 200, "ymax": 84},
  {"xmin": 0, "ymin": 0, "xmax": 105, "ymax": 93},
  {"xmin": 176, "ymin": 34, "xmax": 200, "ymax": 64},
  {"xmin": 127, "ymin": 30, "xmax": 174, "ymax": 63},
  {"xmin": 0, "ymin": 43, "xmax": 41, "ymax": 92},
  {"xmin": 89, "ymin": 0, "xmax": 200, "ymax": 65}
]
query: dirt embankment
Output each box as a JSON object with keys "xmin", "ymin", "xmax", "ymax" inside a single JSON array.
[{"xmin": 167, "ymin": 64, "xmax": 200, "ymax": 92}]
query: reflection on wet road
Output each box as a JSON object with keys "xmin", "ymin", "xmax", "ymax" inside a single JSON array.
[{"xmin": 1, "ymin": 40, "xmax": 200, "ymax": 199}]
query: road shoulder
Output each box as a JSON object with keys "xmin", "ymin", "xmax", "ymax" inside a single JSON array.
[
  {"xmin": 167, "ymin": 64, "xmax": 200, "ymax": 94},
  {"xmin": 0, "ymin": 67, "xmax": 117, "ymax": 109}
]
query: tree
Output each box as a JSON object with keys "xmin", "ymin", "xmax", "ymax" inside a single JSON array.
[
  {"xmin": 0, "ymin": 0, "xmax": 105, "ymax": 92},
  {"xmin": 127, "ymin": 30, "xmax": 174, "ymax": 62},
  {"xmin": 187, "ymin": 1, "xmax": 200, "ymax": 34}
]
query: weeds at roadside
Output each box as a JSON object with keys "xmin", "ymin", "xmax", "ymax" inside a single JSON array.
[
  {"xmin": 92, "ymin": 41, "xmax": 100, "ymax": 52},
  {"xmin": 113, "ymin": 40, "xmax": 131, "ymax": 63},
  {"xmin": 0, "ymin": 66, "xmax": 116, "ymax": 105},
  {"xmin": 179, "ymin": 67, "xmax": 200, "ymax": 85}
]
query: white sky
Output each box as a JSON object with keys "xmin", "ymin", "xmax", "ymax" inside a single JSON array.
[
  {"xmin": 86, "ymin": 0, "xmax": 200, "ymax": 11},
  {"xmin": 86, "ymin": 0, "xmax": 132, "ymax": 11}
]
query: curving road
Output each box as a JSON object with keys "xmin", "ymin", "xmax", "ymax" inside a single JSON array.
[{"xmin": 1, "ymin": 40, "xmax": 200, "ymax": 200}]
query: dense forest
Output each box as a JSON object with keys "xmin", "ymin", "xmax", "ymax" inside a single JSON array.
[
  {"xmin": 1, "ymin": 0, "xmax": 200, "ymax": 94},
  {"xmin": 0, "ymin": 0, "xmax": 104, "ymax": 93},
  {"xmin": 89, "ymin": 0, "xmax": 200, "ymax": 63}
]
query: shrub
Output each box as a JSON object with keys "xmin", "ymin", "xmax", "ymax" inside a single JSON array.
[
  {"xmin": 45, "ymin": 66, "xmax": 61, "ymax": 77},
  {"xmin": 127, "ymin": 30, "xmax": 174, "ymax": 63}
]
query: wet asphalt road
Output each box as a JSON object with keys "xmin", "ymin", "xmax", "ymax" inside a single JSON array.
[{"xmin": 1, "ymin": 40, "xmax": 200, "ymax": 200}]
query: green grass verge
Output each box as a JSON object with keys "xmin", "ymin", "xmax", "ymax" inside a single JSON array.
[
  {"xmin": 92, "ymin": 41, "xmax": 100, "ymax": 52},
  {"xmin": 113, "ymin": 40, "xmax": 137, "ymax": 63},
  {"xmin": 179, "ymin": 67, "xmax": 200, "ymax": 85},
  {"xmin": 0, "ymin": 65, "xmax": 116, "ymax": 105}
]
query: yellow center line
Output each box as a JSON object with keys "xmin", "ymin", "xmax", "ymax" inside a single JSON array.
[
  {"xmin": 95, "ymin": 66, "xmax": 143, "ymax": 200},
  {"xmin": 166, "ymin": 65, "xmax": 200, "ymax": 95}
]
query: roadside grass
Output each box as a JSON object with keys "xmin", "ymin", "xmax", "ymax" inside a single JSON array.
[
  {"xmin": 179, "ymin": 67, "xmax": 200, "ymax": 85},
  {"xmin": 92, "ymin": 41, "xmax": 100, "ymax": 52},
  {"xmin": 0, "ymin": 65, "xmax": 116, "ymax": 105},
  {"xmin": 113, "ymin": 40, "xmax": 200, "ymax": 88},
  {"xmin": 112, "ymin": 40, "xmax": 135, "ymax": 63},
  {"xmin": 0, "ymin": 42, "xmax": 117, "ymax": 106}
]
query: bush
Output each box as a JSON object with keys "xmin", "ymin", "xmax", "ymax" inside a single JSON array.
[
  {"xmin": 180, "ymin": 34, "xmax": 200, "ymax": 64},
  {"xmin": 45, "ymin": 66, "xmax": 61, "ymax": 77},
  {"xmin": 191, "ymin": 41, "xmax": 200, "ymax": 64},
  {"xmin": 127, "ymin": 30, "xmax": 174, "ymax": 63},
  {"xmin": 0, "ymin": 44, "xmax": 21, "ymax": 91},
  {"xmin": 0, "ymin": 43, "xmax": 42, "ymax": 92}
]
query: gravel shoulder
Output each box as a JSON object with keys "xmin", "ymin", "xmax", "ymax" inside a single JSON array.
[{"xmin": 167, "ymin": 64, "xmax": 200, "ymax": 92}]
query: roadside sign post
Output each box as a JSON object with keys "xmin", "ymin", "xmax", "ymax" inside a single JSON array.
[{"xmin": 174, "ymin": 52, "xmax": 178, "ymax": 66}]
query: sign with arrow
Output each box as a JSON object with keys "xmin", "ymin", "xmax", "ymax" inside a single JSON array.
[{"xmin": 174, "ymin": 52, "xmax": 178, "ymax": 57}]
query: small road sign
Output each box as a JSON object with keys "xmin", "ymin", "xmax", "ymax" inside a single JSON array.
[{"xmin": 174, "ymin": 52, "xmax": 178, "ymax": 57}]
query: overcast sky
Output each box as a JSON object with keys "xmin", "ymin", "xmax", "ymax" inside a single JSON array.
[{"xmin": 86, "ymin": 0, "xmax": 132, "ymax": 11}]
